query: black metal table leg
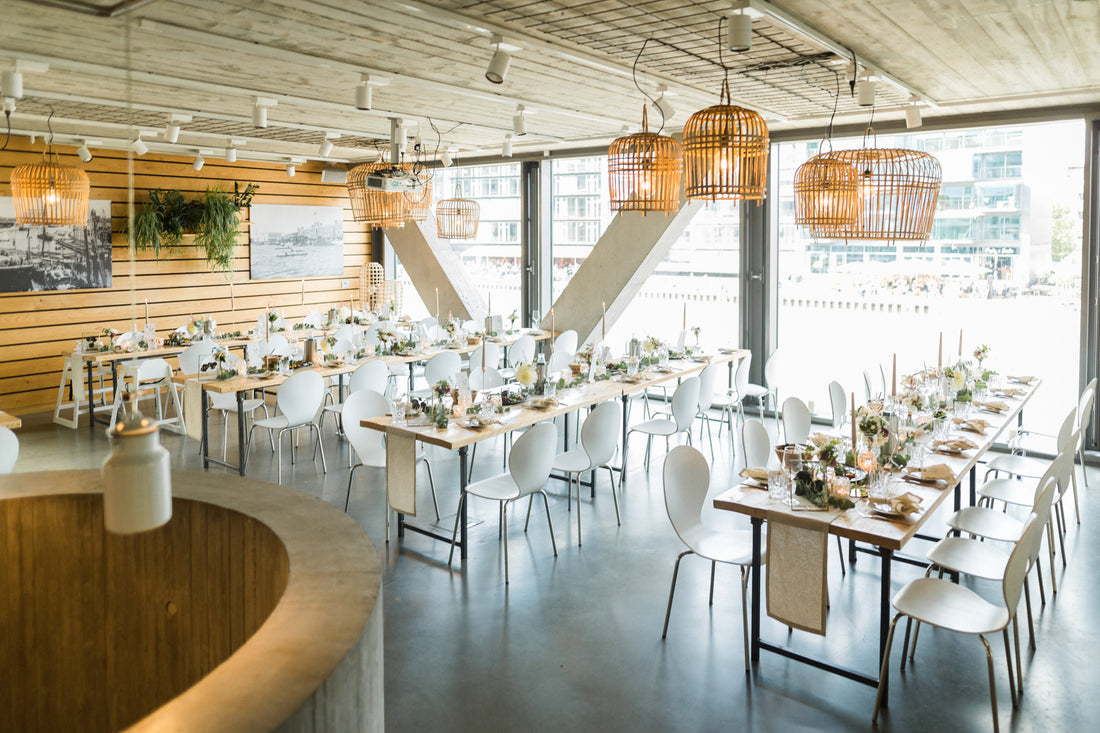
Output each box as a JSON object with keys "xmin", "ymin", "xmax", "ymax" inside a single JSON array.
[
  {"xmin": 459, "ymin": 445, "xmax": 469, "ymax": 559},
  {"xmin": 86, "ymin": 359, "xmax": 96, "ymax": 431},
  {"xmin": 880, "ymin": 547, "xmax": 893, "ymax": 705},
  {"xmin": 201, "ymin": 386, "xmax": 210, "ymax": 469},
  {"xmin": 970, "ymin": 466, "xmax": 977, "ymax": 506},
  {"xmin": 750, "ymin": 516, "xmax": 762, "ymax": 663},
  {"xmin": 620, "ymin": 394, "xmax": 629, "ymax": 490},
  {"xmin": 237, "ymin": 390, "xmax": 247, "ymax": 475}
]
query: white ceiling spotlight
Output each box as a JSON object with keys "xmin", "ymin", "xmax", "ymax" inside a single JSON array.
[
  {"xmin": 652, "ymin": 84, "xmax": 676, "ymax": 122},
  {"xmin": 905, "ymin": 94, "xmax": 923, "ymax": 128},
  {"xmin": 192, "ymin": 155, "xmax": 205, "ymax": 171},
  {"xmin": 1, "ymin": 69, "xmax": 23, "ymax": 99},
  {"xmin": 857, "ymin": 72, "xmax": 876, "ymax": 107},
  {"xmin": 727, "ymin": 1, "xmax": 754, "ymax": 52},
  {"xmin": 77, "ymin": 142, "xmax": 93, "ymax": 163},
  {"xmin": 253, "ymin": 96, "xmax": 277, "ymax": 128},
  {"xmin": 164, "ymin": 113, "xmax": 190, "ymax": 144},
  {"xmin": 440, "ymin": 148, "xmax": 454, "ymax": 167},
  {"xmin": 355, "ymin": 74, "xmax": 389, "ymax": 111},
  {"xmin": 318, "ymin": 132, "xmax": 339, "ymax": 157},
  {"xmin": 131, "ymin": 135, "xmax": 149, "ymax": 156},
  {"xmin": 486, "ymin": 34, "xmax": 521, "ymax": 84},
  {"xmin": 502, "ymin": 134, "xmax": 513, "ymax": 158},
  {"xmin": 513, "ymin": 104, "xmax": 528, "ymax": 136},
  {"xmin": 224, "ymin": 146, "xmax": 237, "ymax": 162}
]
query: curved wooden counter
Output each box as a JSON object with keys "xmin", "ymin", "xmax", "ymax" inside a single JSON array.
[{"xmin": 0, "ymin": 470, "xmax": 383, "ymax": 732}]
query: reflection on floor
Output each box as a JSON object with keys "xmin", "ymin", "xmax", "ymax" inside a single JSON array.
[{"xmin": 11, "ymin": 406, "xmax": 1097, "ymax": 731}]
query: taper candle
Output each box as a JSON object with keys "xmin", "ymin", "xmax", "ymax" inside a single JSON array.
[
  {"xmin": 435, "ymin": 288, "xmax": 440, "ymax": 319},
  {"xmin": 144, "ymin": 298, "xmax": 149, "ymax": 324},
  {"xmin": 682, "ymin": 302, "xmax": 687, "ymax": 331},
  {"xmin": 958, "ymin": 329, "xmax": 963, "ymax": 357},
  {"xmin": 851, "ymin": 392, "xmax": 857, "ymax": 451},
  {"xmin": 892, "ymin": 353, "xmax": 897, "ymax": 397},
  {"xmin": 938, "ymin": 332, "xmax": 943, "ymax": 369},
  {"xmin": 551, "ymin": 307, "xmax": 555, "ymax": 338},
  {"xmin": 230, "ymin": 282, "xmax": 235, "ymax": 312}
]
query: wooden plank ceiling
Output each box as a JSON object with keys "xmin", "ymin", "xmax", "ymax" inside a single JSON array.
[{"xmin": 0, "ymin": 0, "xmax": 1096, "ymax": 166}]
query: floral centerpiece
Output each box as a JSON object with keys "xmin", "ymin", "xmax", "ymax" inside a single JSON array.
[
  {"xmin": 508, "ymin": 310, "xmax": 518, "ymax": 333},
  {"xmin": 432, "ymin": 379, "xmax": 451, "ymax": 428},
  {"xmin": 973, "ymin": 344, "xmax": 990, "ymax": 369},
  {"xmin": 943, "ymin": 365, "xmax": 965, "ymax": 392},
  {"xmin": 515, "ymin": 362, "xmax": 538, "ymax": 391}
]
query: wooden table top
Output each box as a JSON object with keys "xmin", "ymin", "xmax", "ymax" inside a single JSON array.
[
  {"xmin": 714, "ymin": 378, "xmax": 1039, "ymax": 551},
  {"xmin": 0, "ymin": 410, "xmax": 21, "ymax": 429},
  {"xmin": 65, "ymin": 337, "xmax": 253, "ymax": 364}
]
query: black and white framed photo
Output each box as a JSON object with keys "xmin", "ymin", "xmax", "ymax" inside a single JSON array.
[
  {"xmin": 0, "ymin": 198, "xmax": 112, "ymax": 292},
  {"xmin": 249, "ymin": 204, "xmax": 345, "ymax": 280}
]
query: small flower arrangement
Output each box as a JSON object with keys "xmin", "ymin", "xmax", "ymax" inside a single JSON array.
[
  {"xmin": 515, "ymin": 362, "xmax": 538, "ymax": 389},
  {"xmin": 508, "ymin": 310, "xmax": 518, "ymax": 332},
  {"xmin": 858, "ymin": 409, "xmax": 889, "ymax": 446},
  {"xmin": 943, "ymin": 366, "xmax": 965, "ymax": 391},
  {"xmin": 973, "ymin": 343, "xmax": 990, "ymax": 367},
  {"xmin": 644, "ymin": 335, "xmax": 662, "ymax": 354}
]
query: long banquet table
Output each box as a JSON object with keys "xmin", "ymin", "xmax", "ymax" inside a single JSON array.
[
  {"xmin": 362, "ymin": 349, "xmax": 749, "ymax": 558},
  {"xmin": 712, "ymin": 378, "xmax": 1040, "ymax": 700}
]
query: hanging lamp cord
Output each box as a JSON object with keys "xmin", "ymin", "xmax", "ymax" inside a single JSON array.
[{"xmin": 630, "ymin": 38, "xmax": 664, "ymax": 135}]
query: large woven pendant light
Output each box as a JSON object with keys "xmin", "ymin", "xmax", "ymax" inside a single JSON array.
[
  {"xmin": 815, "ymin": 130, "xmax": 941, "ymax": 241},
  {"xmin": 11, "ymin": 124, "xmax": 91, "ymax": 226},
  {"xmin": 436, "ymin": 185, "xmax": 480, "ymax": 239},
  {"xmin": 682, "ymin": 79, "xmax": 768, "ymax": 202},
  {"xmin": 608, "ymin": 105, "xmax": 682, "ymax": 215},
  {"xmin": 794, "ymin": 152, "xmax": 860, "ymax": 231},
  {"xmin": 347, "ymin": 162, "xmax": 408, "ymax": 228}
]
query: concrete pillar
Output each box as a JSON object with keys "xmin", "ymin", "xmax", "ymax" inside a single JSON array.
[
  {"xmin": 383, "ymin": 217, "xmax": 485, "ymax": 321},
  {"xmin": 545, "ymin": 199, "xmax": 703, "ymax": 345}
]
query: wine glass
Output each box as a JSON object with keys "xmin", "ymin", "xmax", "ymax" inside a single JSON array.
[{"xmin": 781, "ymin": 447, "xmax": 802, "ymax": 507}]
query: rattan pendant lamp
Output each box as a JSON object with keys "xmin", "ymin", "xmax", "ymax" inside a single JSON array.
[
  {"xmin": 347, "ymin": 161, "xmax": 408, "ymax": 227},
  {"xmin": 436, "ymin": 185, "xmax": 480, "ymax": 239},
  {"xmin": 607, "ymin": 40, "xmax": 682, "ymax": 215},
  {"xmin": 794, "ymin": 72, "xmax": 860, "ymax": 232},
  {"xmin": 10, "ymin": 108, "xmax": 90, "ymax": 226}
]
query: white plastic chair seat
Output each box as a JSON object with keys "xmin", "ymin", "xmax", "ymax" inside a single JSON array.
[
  {"xmin": 985, "ymin": 453, "xmax": 1048, "ymax": 479},
  {"xmin": 351, "ymin": 441, "xmax": 430, "ymax": 469},
  {"xmin": 681, "ymin": 528, "xmax": 758, "ymax": 566},
  {"xmin": 552, "ymin": 449, "xmax": 592, "ymax": 474},
  {"xmin": 252, "ymin": 414, "xmax": 291, "ymax": 431},
  {"xmin": 892, "ymin": 577, "xmax": 1010, "ymax": 636},
  {"xmin": 946, "ymin": 507, "xmax": 1025, "ymax": 543},
  {"xmin": 209, "ymin": 392, "xmax": 265, "ymax": 413},
  {"xmin": 978, "ymin": 477, "xmax": 1040, "ymax": 507},
  {"xmin": 926, "ymin": 537, "xmax": 1010, "ymax": 581},
  {"xmin": 463, "ymin": 472, "xmax": 523, "ymax": 502},
  {"xmin": 738, "ymin": 383, "xmax": 769, "ymax": 399},
  {"xmin": 631, "ymin": 418, "xmax": 679, "ymax": 437}
]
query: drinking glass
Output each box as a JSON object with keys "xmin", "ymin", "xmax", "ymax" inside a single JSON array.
[
  {"xmin": 933, "ymin": 418, "xmax": 951, "ymax": 440},
  {"xmin": 781, "ymin": 448, "xmax": 803, "ymax": 507},
  {"xmin": 626, "ymin": 355, "xmax": 639, "ymax": 377},
  {"xmin": 954, "ymin": 399, "xmax": 971, "ymax": 419},
  {"xmin": 868, "ymin": 469, "xmax": 892, "ymax": 499},
  {"xmin": 658, "ymin": 348, "xmax": 669, "ymax": 368},
  {"xmin": 767, "ymin": 470, "xmax": 788, "ymax": 501},
  {"xmin": 390, "ymin": 398, "xmax": 406, "ymax": 425}
]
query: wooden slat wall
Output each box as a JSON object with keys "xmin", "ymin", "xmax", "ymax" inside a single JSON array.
[{"xmin": 0, "ymin": 139, "xmax": 370, "ymax": 415}]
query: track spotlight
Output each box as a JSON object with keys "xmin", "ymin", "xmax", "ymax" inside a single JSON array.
[
  {"xmin": 225, "ymin": 147, "xmax": 237, "ymax": 162},
  {"xmin": 164, "ymin": 123, "xmax": 180, "ymax": 143},
  {"xmin": 319, "ymin": 138, "xmax": 334, "ymax": 157},
  {"xmin": 502, "ymin": 134, "xmax": 513, "ymax": 158},
  {"xmin": 857, "ymin": 76, "xmax": 875, "ymax": 107},
  {"xmin": 355, "ymin": 80, "xmax": 372, "ymax": 110},
  {"xmin": 192, "ymin": 156, "xmax": 205, "ymax": 171},
  {"xmin": 513, "ymin": 105, "xmax": 527, "ymax": 136},
  {"xmin": 77, "ymin": 143, "xmax": 92, "ymax": 163},
  {"xmin": 652, "ymin": 85, "xmax": 675, "ymax": 122},
  {"xmin": 286, "ymin": 162, "xmax": 296, "ymax": 177},
  {"xmin": 486, "ymin": 48, "xmax": 510, "ymax": 84},
  {"xmin": 1, "ymin": 70, "xmax": 23, "ymax": 99},
  {"xmin": 905, "ymin": 98, "xmax": 923, "ymax": 129},
  {"xmin": 726, "ymin": 12, "xmax": 752, "ymax": 52},
  {"xmin": 440, "ymin": 149, "xmax": 453, "ymax": 167},
  {"xmin": 252, "ymin": 104, "xmax": 267, "ymax": 128},
  {"xmin": 131, "ymin": 137, "xmax": 149, "ymax": 156}
]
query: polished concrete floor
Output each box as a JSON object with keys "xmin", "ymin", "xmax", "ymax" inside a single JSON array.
[{"xmin": 11, "ymin": 404, "xmax": 1099, "ymax": 732}]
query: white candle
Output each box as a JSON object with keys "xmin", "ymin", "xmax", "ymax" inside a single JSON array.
[
  {"xmin": 301, "ymin": 279, "xmax": 305, "ymax": 305},
  {"xmin": 682, "ymin": 302, "xmax": 686, "ymax": 331},
  {"xmin": 602, "ymin": 302, "xmax": 606, "ymax": 341},
  {"xmin": 958, "ymin": 329, "xmax": 963, "ymax": 357},
  {"xmin": 892, "ymin": 353, "xmax": 896, "ymax": 397},
  {"xmin": 488, "ymin": 292, "xmax": 491, "ymax": 315},
  {"xmin": 144, "ymin": 298, "xmax": 149, "ymax": 324},
  {"xmin": 938, "ymin": 332, "xmax": 942, "ymax": 369},
  {"xmin": 230, "ymin": 282, "xmax": 235, "ymax": 312},
  {"xmin": 851, "ymin": 392, "xmax": 856, "ymax": 450},
  {"xmin": 435, "ymin": 288, "xmax": 440, "ymax": 319},
  {"xmin": 551, "ymin": 307, "xmax": 555, "ymax": 338}
]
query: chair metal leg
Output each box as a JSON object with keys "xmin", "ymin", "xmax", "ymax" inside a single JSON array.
[
  {"xmin": 1002, "ymin": 628, "xmax": 1017, "ymax": 708},
  {"xmin": 276, "ymin": 428, "xmax": 286, "ymax": 484},
  {"xmin": 604, "ymin": 465, "xmax": 620, "ymax": 525},
  {"xmin": 739, "ymin": 566, "xmax": 750, "ymax": 672},
  {"xmin": 422, "ymin": 458, "xmax": 439, "ymax": 521},
  {"xmin": 901, "ymin": 618, "xmax": 913, "ymax": 671},
  {"xmin": 836, "ymin": 536, "xmax": 846, "ymax": 576},
  {"xmin": 708, "ymin": 561, "xmax": 716, "ymax": 606},
  {"xmin": 503, "ymin": 500, "xmax": 510, "ymax": 583},
  {"xmin": 448, "ymin": 492, "xmax": 467, "ymax": 567},
  {"xmin": 661, "ymin": 550, "xmax": 693, "ymax": 639},
  {"xmin": 524, "ymin": 494, "xmax": 534, "ymax": 531},
  {"xmin": 313, "ymin": 423, "xmax": 327, "ymax": 473},
  {"xmin": 575, "ymin": 475, "xmax": 582, "ymax": 546},
  {"xmin": 1013, "ymin": 616, "xmax": 1023, "ymax": 697},
  {"xmin": 872, "ymin": 613, "xmax": 903, "ymax": 723},
  {"xmin": 908, "ymin": 621, "xmax": 922, "ymax": 663},
  {"xmin": 538, "ymin": 489, "xmax": 557, "ymax": 558},
  {"xmin": 344, "ymin": 463, "xmax": 363, "ymax": 512},
  {"xmin": 1023, "ymin": 576, "xmax": 1036, "ymax": 650},
  {"xmin": 979, "ymin": 635, "xmax": 1000, "ymax": 733},
  {"xmin": 222, "ymin": 411, "xmax": 229, "ymax": 460}
]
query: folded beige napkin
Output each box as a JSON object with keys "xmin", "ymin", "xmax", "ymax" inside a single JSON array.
[
  {"xmin": 906, "ymin": 464, "xmax": 955, "ymax": 482},
  {"xmin": 809, "ymin": 432, "xmax": 833, "ymax": 447},
  {"xmin": 934, "ymin": 438, "xmax": 978, "ymax": 451},
  {"xmin": 953, "ymin": 417, "xmax": 989, "ymax": 434},
  {"xmin": 869, "ymin": 491, "xmax": 923, "ymax": 516},
  {"xmin": 1010, "ymin": 375, "xmax": 1036, "ymax": 384},
  {"xmin": 740, "ymin": 467, "xmax": 770, "ymax": 482},
  {"xmin": 976, "ymin": 400, "xmax": 1009, "ymax": 413}
]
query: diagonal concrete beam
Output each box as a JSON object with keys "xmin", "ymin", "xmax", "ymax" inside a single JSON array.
[
  {"xmin": 384, "ymin": 217, "xmax": 486, "ymax": 322},
  {"xmin": 544, "ymin": 199, "xmax": 703, "ymax": 345}
]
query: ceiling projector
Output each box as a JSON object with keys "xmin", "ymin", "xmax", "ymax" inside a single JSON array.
[{"xmin": 363, "ymin": 167, "xmax": 423, "ymax": 192}]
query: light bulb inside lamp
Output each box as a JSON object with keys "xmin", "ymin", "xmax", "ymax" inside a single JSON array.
[{"xmin": 858, "ymin": 168, "xmax": 875, "ymax": 199}]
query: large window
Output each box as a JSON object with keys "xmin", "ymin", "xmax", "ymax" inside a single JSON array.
[
  {"xmin": 774, "ymin": 121, "xmax": 1084, "ymax": 433},
  {"xmin": 550, "ymin": 156, "xmax": 614, "ymax": 301}
]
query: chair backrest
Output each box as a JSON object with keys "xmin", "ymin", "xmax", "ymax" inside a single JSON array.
[
  {"xmin": 424, "ymin": 350, "xmax": 461, "ymax": 385},
  {"xmin": 178, "ymin": 342, "xmax": 215, "ymax": 375},
  {"xmin": 1077, "ymin": 377, "xmax": 1097, "ymax": 437},
  {"xmin": 508, "ymin": 421, "xmax": 558, "ymax": 497},
  {"xmin": 581, "ymin": 400, "xmax": 622, "ymax": 467},
  {"xmin": 663, "ymin": 445, "xmax": 709, "ymax": 548},
  {"xmin": 828, "ymin": 381, "xmax": 846, "ymax": 430},
  {"xmin": 341, "ymin": 389, "xmax": 388, "ymax": 463},
  {"xmin": 0, "ymin": 427, "xmax": 18, "ymax": 474},
  {"xmin": 671, "ymin": 376, "xmax": 701, "ymax": 430},
  {"xmin": 469, "ymin": 366, "xmax": 505, "ymax": 390},
  {"xmin": 863, "ymin": 369, "xmax": 874, "ymax": 401},
  {"xmin": 135, "ymin": 358, "xmax": 172, "ymax": 382},
  {"xmin": 418, "ymin": 316, "xmax": 439, "ymax": 331},
  {"xmin": 277, "ymin": 370, "xmax": 324, "ymax": 426},
  {"xmin": 1026, "ymin": 477, "xmax": 1057, "ymax": 568},
  {"xmin": 469, "ymin": 342, "xmax": 501, "ymax": 370},
  {"xmin": 553, "ymin": 329, "xmax": 578, "ymax": 357},
  {"xmin": 547, "ymin": 350, "xmax": 572, "ymax": 376},
  {"xmin": 329, "ymin": 339, "xmax": 353, "ymax": 358},
  {"xmin": 781, "ymin": 396, "xmax": 811, "ymax": 444},
  {"xmin": 509, "ymin": 334, "xmax": 536, "ymax": 365},
  {"xmin": 742, "ymin": 419, "xmax": 771, "ymax": 468},
  {"xmin": 1002, "ymin": 512, "xmax": 1040, "ymax": 614},
  {"xmin": 349, "ymin": 360, "xmax": 390, "ymax": 395},
  {"xmin": 734, "ymin": 352, "xmax": 752, "ymax": 396},
  {"xmin": 267, "ymin": 334, "xmax": 292, "ymax": 356},
  {"xmin": 362, "ymin": 323, "xmax": 382, "ymax": 346},
  {"xmin": 114, "ymin": 331, "xmax": 141, "ymax": 348},
  {"xmin": 763, "ymin": 349, "xmax": 782, "ymax": 389},
  {"xmin": 334, "ymin": 325, "xmax": 359, "ymax": 347},
  {"xmin": 696, "ymin": 362, "xmax": 718, "ymax": 413},
  {"xmin": 1032, "ymin": 442, "xmax": 1074, "ymax": 504}
]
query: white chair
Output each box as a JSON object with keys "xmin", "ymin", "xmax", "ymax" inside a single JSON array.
[
  {"xmin": 546, "ymin": 350, "xmax": 572, "ymax": 379},
  {"xmin": 467, "ymin": 342, "xmax": 501, "ymax": 373},
  {"xmin": 781, "ymin": 396, "xmax": 811, "ymax": 445},
  {"xmin": 448, "ymin": 421, "xmax": 558, "ymax": 583},
  {"xmin": 763, "ymin": 350, "xmax": 783, "ymax": 430},
  {"xmin": 0, "ymin": 427, "xmax": 18, "ymax": 474},
  {"xmin": 266, "ymin": 334, "xmax": 292, "ymax": 357},
  {"xmin": 722, "ymin": 353, "xmax": 770, "ymax": 430},
  {"xmin": 661, "ymin": 445, "xmax": 760, "ymax": 670},
  {"xmin": 341, "ymin": 389, "xmax": 438, "ymax": 522},
  {"xmin": 694, "ymin": 362, "xmax": 719, "ymax": 457},
  {"xmin": 873, "ymin": 512, "xmax": 1039, "ymax": 733},
  {"xmin": 828, "ymin": 381, "xmax": 847, "ymax": 432},
  {"xmin": 413, "ymin": 350, "xmax": 461, "ymax": 398},
  {"xmin": 246, "ymin": 370, "xmax": 327, "ymax": 483},
  {"xmin": 628, "ymin": 377, "xmax": 699, "ymax": 472},
  {"xmin": 319, "ymin": 359, "xmax": 390, "ymax": 436},
  {"xmin": 552, "ymin": 329, "xmax": 578, "ymax": 358},
  {"xmin": 741, "ymin": 419, "xmax": 771, "ymax": 469},
  {"xmin": 334, "ymin": 324, "xmax": 361, "ymax": 348},
  {"xmin": 469, "ymin": 366, "xmax": 505, "ymax": 391},
  {"xmin": 505, "ymin": 333, "xmax": 536, "ymax": 368},
  {"xmin": 179, "ymin": 343, "xmax": 270, "ymax": 457},
  {"xmin": 551, "ymin": 401, "xmax": 622, "ymax": 545},
  {"xmin": 108, "ymin": 358, "xmax": 186, "ymax": 434}
]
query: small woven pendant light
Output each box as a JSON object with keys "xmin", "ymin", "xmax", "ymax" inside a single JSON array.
[
  {"xmin": 436, "ymin": 185, "xmax": 480, "ymax": 239},
  {"xmin": 682, "ymin": 79, "xmax": 768, "ymax": 202},
  {"xmin": 816, "ymin": 132, "xmax": 941, "ymax": 240},
  {"xmin": 794, "ymin": 150, "xmax": 860, "ymax": 230},
  {"xmin": 11, "ymin": 141, "xmax": 91, "ymax": 226},
  {"xmin": 608, "ymin": 105, "xmax": 682, "ymax": 215}
]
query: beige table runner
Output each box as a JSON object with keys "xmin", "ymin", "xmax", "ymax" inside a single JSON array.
[
  {"xmin": 183, "ymin": 380, "xmax": 205, "ymax": 441},
  {"xmin": 766, "ymin": 509, "xmax": 830, "ymax": 635},
  {"xmin": 386, "ymin": 426, "xmax": 417, "ymax": 516}
]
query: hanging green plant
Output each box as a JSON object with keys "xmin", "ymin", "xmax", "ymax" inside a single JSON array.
[{"xmin": 129, "ymin": 182, "xmax": 258, "ymax": 273}]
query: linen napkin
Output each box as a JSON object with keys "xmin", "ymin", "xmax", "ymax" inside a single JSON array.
[
  {"xmin": 953, "ymin": 417, "xmax": 989, "ymax": 434},
  {"xmin": 739, "ymin": 467, "xmax": 769, "ymax": 482},
  {"xmin": 766, "ymin": 510, "xmax": 829, "ymax": 635},
  {"xmin": 385, "ymin": 427, "xmax": 417, "ymax": 516},
  {"xmin": 975, "ymin": 400, "xmax": 1009, "ymax": 413},
  {"xmin": 934, "ymin": 438, "xmax": 978, "ymax": 452},
  {"xmin": 996, "ymin": 387, "xmax": 1025, "ymax": 397},
  {"xmin": 869, "ymin": 491, "xmax": 923, "ymax": 516},
  {"xmin": 809, "ymin": 432, "xmax": 833, "ymax": 447},
  {"xmin": 1010, "ymin": 375, "xmax": 1036, "ymax": 384},
  {"xmin": 905, "ymin": 464, "xmax": 955, "ymax": 482}
]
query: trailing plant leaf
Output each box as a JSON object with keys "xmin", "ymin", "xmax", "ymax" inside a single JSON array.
[
  {"xmin": 131, "ymin": 204, "xmax": 164, "ymax": 256},
  {"xmin": 193, "ymin": 187, "xmax": 242, "ymax": 274}
]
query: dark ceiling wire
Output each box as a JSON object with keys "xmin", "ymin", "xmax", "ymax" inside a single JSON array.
[
  {"xmin": 846, "ymin": 47, "xmax": 858, "ymax": 97},
  {"xmin": 717, "ymin": 17, "xmax": 729, "ymax": 91},
  {"xmin": 630, "ymin": 38, "xmax": 664, "ymax": 134},
  {"xmin": 825, "ymin": 68, "xmax": 841, "ymax": 146},
  {"xmin": 1, "ymin": 108, "xmax": 10, "ymax": 151}
]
